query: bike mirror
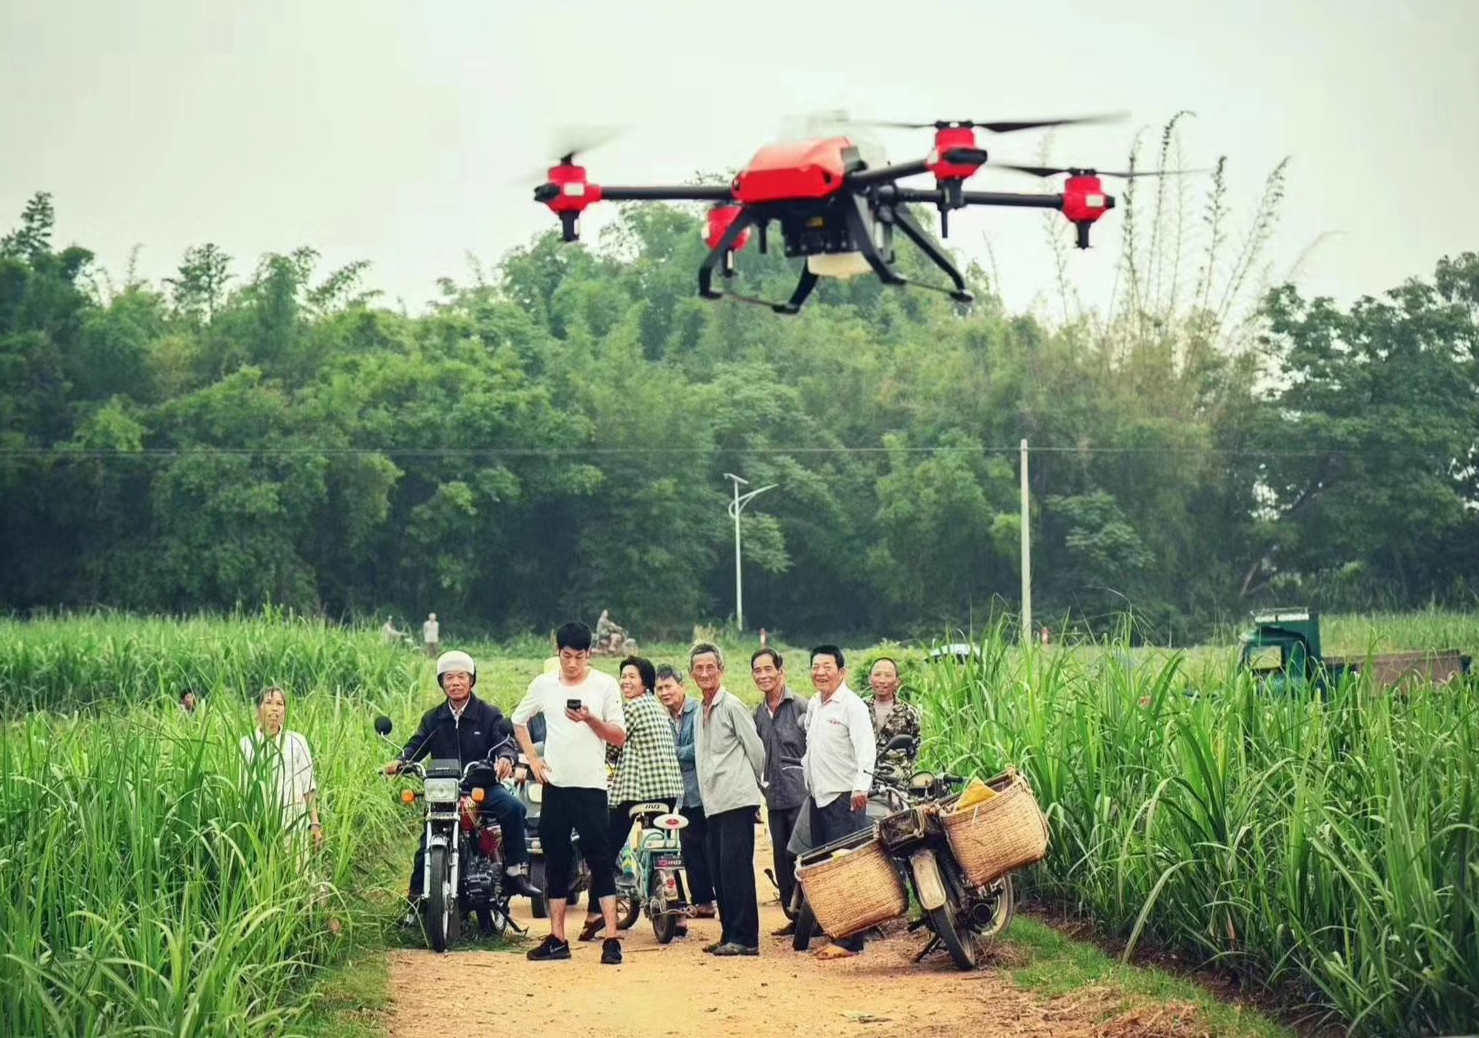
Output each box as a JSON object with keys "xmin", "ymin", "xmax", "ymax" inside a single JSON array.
[
  {"xmin": 886, "ymin": 733, "xmax": 915, "ymax": 751},
  {"xmin": 374, "ymin": 715, "xmax": 393, "ymax": 736}
]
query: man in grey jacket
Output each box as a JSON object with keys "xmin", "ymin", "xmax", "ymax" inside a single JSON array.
[
  {"xmin": 751, "ymin": 648, "xmax": 808, "ymax": 936},
  {"xmin": 692, "ymin": 642, "xmax": 767, "ymax": 956}
]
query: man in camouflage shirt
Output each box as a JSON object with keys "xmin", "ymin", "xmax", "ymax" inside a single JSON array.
[{"xmin": 867, "ymin": 657, "xmax": 921, "ymax": 781}]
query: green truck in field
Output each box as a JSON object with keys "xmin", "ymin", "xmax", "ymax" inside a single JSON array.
[{"xmin": 1239, "ymin": 608, "xmax": 1471, "ymax": 692}]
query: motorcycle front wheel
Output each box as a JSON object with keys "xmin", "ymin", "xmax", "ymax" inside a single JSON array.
[
  {"xmin": 426, "ymin": 845, "xmax": 459, "ymax": 953},
  {"xmin": 927, "ymin": 898, "xmax": 977, "ymax": 971}
]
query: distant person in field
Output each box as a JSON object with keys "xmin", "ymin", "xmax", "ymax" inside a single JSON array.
[
  {"xmin": 240, "ymin": 686, "xmax": 323, "ymax": 853},
  {"xmin": 655, "ymin": 664, "xmax": 716, "ymax": 919},
  {"xmin": 799, "ymin": 645, "xmax": 875, "ymax": 958},
  {"xmin": 867, "ymin": 656, "xmax": 921, "ymax": 776},
  {"xmin": 750, "ymin": 648, "xmax": 808, "ymax": 936},
  {"xmin": 179, "ymin": 689, "xmax": 201, "ymax": 715},
  {"xmin": 382, "ymin": 616, "xmax": 407, "ymax": 645},
  {"xmin": 512, "ymin": 621, "xmax": 628, "ymax": 965},
  {"xmin": 422, "ymin": 613, "xmax": 440, "ymax": 657},
  {"xmin": 692, "ymin": 642, "xmax": 766, "ymax": 956}
]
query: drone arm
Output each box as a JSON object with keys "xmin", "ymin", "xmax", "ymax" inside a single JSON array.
[
  {"xmin": 959, "ymin": 189, "xmax": 1067, "ymax": 210},
  {"xmin": 847, "ymin": 159, "xmax": 932, "ymax": 188},
  {"xmin": 848, "ymin": 148, "xmax": 989, "ymax": 189},
  {"xmin": 600, "ymin": 185, "xmax": 736, "ymax": 202}
]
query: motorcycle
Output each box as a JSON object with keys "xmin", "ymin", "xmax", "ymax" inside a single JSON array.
[
  {"xmin": 879, "ymin": 771, "xmax": 1015, "ymax": 970},
  {"xmin": 511, "ymin": 744, "xmax": 590, "ymax": 920},
  {"xmin": 375, "ymin": 716, "xmax": 523, "ymax": 952},
  {"xmin": 789, "ymin": 734, "xmax": 1014, "ymax": 969},
  {"xmin": 614, "ymin": 802, "xmax": 692, "ymax": 943}
]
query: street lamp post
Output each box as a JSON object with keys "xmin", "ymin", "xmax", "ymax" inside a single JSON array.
[{"xmin": 723, "ymin": 472, "xmax": 776, "ymax": 632}]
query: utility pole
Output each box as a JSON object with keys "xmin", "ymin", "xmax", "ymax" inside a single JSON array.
[
  {"xmin": 1020, "ymin": 439, "xmax": 1032, "ymax": 646},
  {"xmin": 723, "ymin": 473, "xmax": 776, "ymax": 631}
]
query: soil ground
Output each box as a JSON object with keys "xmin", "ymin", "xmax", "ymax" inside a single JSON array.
[{"xmin": 384, "ymin": 825, "xmax": 1230, "ymax": 1038}]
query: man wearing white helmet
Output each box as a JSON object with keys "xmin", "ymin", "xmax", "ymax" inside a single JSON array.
[{"xmin": 385, "ymin": 649, "xmax": 542, "ymax": 902}]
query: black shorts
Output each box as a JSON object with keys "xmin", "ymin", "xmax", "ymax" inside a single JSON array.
[{"xmin": 538, "ymin": 785, "xmax": 615, "ymax": 900}]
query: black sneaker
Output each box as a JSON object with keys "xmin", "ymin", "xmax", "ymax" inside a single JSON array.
[
  {"xmin": 712, "ymin": 942, "xmax": 759, "ymax": 956},
  {"xmin": 526, "ymin": 934, "xmax": 571, "ymax": 961},
  {"xmin": 600, "ymin": 937, "xmax": 623, "ymax": 965},
  {"xmin": 702, "ymin": 940, "xmax": 725, "ymax": 953}
]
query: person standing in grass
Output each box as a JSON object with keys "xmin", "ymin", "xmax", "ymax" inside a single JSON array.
[
  {"xmin": 867, "ymin": 656, "xmax": 921, "ymax": 778},
  {"xmin": 751, "ymin": 648, "xmax": 808, "ymax": 936},
  {"xmin": 240, "ymin": 686, "xmax": 323, "ymax": 853},
  {"xmin": 692, "ymin": 642, "xmax": 767, "ymax": 957},
  {"xmin": 577, "ymin": 655, "xmax": 685, "ymax": 942},
  {"xmin": 655, "ymin": 664, "xmax": 716, "ymax": 919},
  {"xmin": 422, "ymin": 612, "xmax": 440, "ymax": 658}
]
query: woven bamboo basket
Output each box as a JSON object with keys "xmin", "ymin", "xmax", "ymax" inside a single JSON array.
[
  {"xmin": 939, "ymin": 769, "xmax": 1050, "ymax": 886},
  {"xmin": 797, "ymin": 838, "xmax": 908, "ymax": 938}
]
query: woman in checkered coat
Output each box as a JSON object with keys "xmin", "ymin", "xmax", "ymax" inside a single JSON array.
[{"xmin": 578, "ymin": 654, "xmax": 685, "ymax": 941}]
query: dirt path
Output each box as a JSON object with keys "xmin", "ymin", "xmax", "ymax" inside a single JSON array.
[{"xmin": 385, "ymin": 830, "xmax": 1204, "ymax": 1038}]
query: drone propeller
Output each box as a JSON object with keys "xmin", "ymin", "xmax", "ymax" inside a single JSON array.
[
  {"xmin": 992, "ymin": 162, "xmax": 1207, "ymax": 179},
  {"xmin": 858, "ymin": 113, "xmax": 1126, "ymax": 133},
  {"xmin": 510, "ymin": 124, "xmax": 624, "ymax": 186}
]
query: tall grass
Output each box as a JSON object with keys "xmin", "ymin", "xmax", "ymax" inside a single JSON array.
[
  {"xmin": 915, "ymin": 619, "xmax": 1479, "ymax": 1035},
  {"xmin": 0, "ymin": 618, "xmax": 430, "ymax": 1035},
  {"xmin": 0, "ymin": 609, "xmax": 425, "ymax": 715}
]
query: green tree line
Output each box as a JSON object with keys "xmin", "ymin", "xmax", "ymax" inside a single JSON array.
[{"xmin": 2, "ymin": 189, "xmax": 1476, "ymax": 641}]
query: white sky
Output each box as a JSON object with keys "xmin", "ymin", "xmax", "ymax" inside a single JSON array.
[{"xmin": 3, "ymin": 0, "xmax": 1476, "ymax": 319}]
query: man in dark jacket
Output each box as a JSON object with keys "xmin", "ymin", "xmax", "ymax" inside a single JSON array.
[
  {"xmin": 385, "ymin": 650, "xmax": 541, "ymax": 901},
  {"xmin": 751, "ymin": 648, "xmax": 808, "ymax": 936}
]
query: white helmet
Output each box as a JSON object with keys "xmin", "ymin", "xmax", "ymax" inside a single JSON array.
[{"xmin": 436, "ymin": 650, "xmax": 476, "ymax": 686}]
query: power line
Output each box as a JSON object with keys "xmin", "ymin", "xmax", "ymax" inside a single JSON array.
[{"xmin": 0, "ymin": 444, "xmax": 1467, "ymax": 461}]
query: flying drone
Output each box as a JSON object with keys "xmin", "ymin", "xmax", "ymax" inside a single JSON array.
[{"xmin": 533, "ymin": 114, "xmax": 1178, "ymax": 315}]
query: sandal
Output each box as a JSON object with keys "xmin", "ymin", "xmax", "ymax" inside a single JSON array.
[
  {"xmin": 577, "ymin": 916, "xmax": 606, "ymax": 942},
  {"xmin": 814, "ymin": 944, "xmax": 857, "ymax": 960}
]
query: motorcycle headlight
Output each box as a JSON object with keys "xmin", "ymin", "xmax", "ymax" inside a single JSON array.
[{"xmin": 424, "ymin": 777, "xmax": 459, "ymax": 802}]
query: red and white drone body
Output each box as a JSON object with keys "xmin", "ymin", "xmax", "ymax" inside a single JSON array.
[{"xmin": 533, "ymin": 114, "xmax": 1173, "ymax": 314}]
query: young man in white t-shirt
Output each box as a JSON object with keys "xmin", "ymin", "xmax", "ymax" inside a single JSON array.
[{"xmin": 513, "ymin": 621, "xmax": 627, "ymax": 964}]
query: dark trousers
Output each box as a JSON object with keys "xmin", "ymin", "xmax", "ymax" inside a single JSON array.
[
  {"xmin": 587, "ymin": 797, "xmax": 676, "ymax": 913},
  {"xmin": 539, "ymin": 785, "xmax": 614, "ymax": 901},
  {"xmin": 705, "ymin": 806, "xmax": 759, "ymax": 949},
  {"xmin": 680, "ymin": 804, "xmax": 715, "ymax": 905},
  {"xmin": 767, "ymin": 805, "xmax": 802, "ymax": 914},
  {"xmin": 810, "ymin": 795, "xmax": 870, "ymax": 951},
  {"xmin": 407, "ymin": 786, "xmax": 528, "ymax": 897}
]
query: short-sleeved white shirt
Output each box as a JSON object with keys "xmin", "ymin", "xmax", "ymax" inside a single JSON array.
[
  {"xmin": 511, "ymin": 668, "xmax": 623, "ymax": 790},
  {"xmin": 240, "ymin": 729, "xmax": 317, "ymax": 830}
]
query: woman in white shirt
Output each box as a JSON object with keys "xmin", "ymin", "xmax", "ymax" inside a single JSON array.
[{"xmin": 240, "ymin": 686, "xmax": 324, "ymax": 852}]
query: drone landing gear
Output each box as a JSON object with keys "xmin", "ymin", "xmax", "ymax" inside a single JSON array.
[
  {"xmin": 858, "ymin": 199, "xmax": 973, "ymax": 304},
  {"xmin": 698, "ymin": 207, "xmax": 820, "ymax": 315}
]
